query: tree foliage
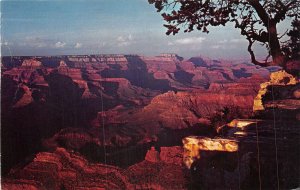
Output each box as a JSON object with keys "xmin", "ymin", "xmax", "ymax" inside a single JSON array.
[
  {"xmin": 149, "ymin": 0, "xmax": 300, "ymax": 67},
  {"xmin": 282, "ymin": 19, "xmax": 300, "ymax": 60}
]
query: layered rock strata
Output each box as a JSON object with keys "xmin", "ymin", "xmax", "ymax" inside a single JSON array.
[
  {"xmin": 253, "ymin": 70, "xmax": 298, "ymax": 111},
  {"xmin": 3, "ymin": 146, "xmax": 186, "ymax": 190},
  {"xmin": 183, "ymin": 72, "xmax": 300, "ymax": 189}
]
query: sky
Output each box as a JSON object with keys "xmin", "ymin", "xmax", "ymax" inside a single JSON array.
[{"xmin": 0, "ymin": 0, "xmax": 292, "ymax": 59}]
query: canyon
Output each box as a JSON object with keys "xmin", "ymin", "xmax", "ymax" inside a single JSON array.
[{"xmin": 1, "ymin": 54, "xmax": 299, "ymax": 189}]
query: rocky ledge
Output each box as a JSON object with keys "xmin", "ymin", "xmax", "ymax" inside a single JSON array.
[
  {"xmin": 183, "ymin": 70, "xmax": 300, "ymax": 189},
  {"xmin": 3, "ymin": 146, "xmax": 187, "ymax": 190}
]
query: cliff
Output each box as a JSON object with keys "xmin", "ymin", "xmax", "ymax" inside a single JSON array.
[
  {"xmin": 3, "ymin": 146, "xmax": 187, "ymax": 190},
  {"xmin": 3, "ymin": 147, "xmax": 132, "ymax": 189},
  {"xmin": 253, "ymin": 70, "xmax": 298, "ymax": 111},
  {"xmin": 183, "ymin": 136, "xmax": 238, "ymax": 169},
  {"xmin": 2, "ymin": 54, "xmax": 281, "ymax": 189},
  {"xmin": 183, "ymin": 72, "xmax": 300, "ymax": 189},
  {"xmin": 21, "ymin": 59, "xmax": 42, "ymax": 67}
]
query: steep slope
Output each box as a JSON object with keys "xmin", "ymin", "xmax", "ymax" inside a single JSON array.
[
  {"xmin": 1, "ymin": 54, "xmax": 271, "ymax": 177},
  {"xmin": 183, "ymin": 71, "xmax": 300, "ymax": 189}
]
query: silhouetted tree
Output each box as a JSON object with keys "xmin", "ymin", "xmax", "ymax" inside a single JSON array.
[
  {"xmin": 282, "ymin": 19, "xmax": 300, "ymax": 60},
  {"xmin": 149, "ymin": 0, "xmax": 300, "ymax": 68}
]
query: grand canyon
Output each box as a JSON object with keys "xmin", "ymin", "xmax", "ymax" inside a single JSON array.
[{"xmin": 1, "ymin": 54, "xmax": 299, "ymax": 189}]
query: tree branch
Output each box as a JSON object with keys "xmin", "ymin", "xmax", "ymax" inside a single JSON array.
[
  {"xmin": 247, "ymin": 0, "xmax": 270, "ymax": 27},
  {"xmin": 247, "ymin": 37, "xmax": 267, "ymax": 66}
]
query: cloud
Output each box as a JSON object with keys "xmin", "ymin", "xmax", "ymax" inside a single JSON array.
[
  {"xmin": 167, "ymin": 42, "xmax": 174, "ymax": 46},
  {"xmin": 174, "ymin": 37, "xmax": 206, "ymax": 45},
  {"xmin": 1, "ymin": 41, "xmax": 10, "ymax": 46},
  {"xmin": 54, "ymin": 41, "xmax": 66, "ymax": 48},
  {"xmin": 215, "ymin": 38, "xmax": 246, "ymax": 45},
  {"xmin": 219, "ymin": 39, "xmax": 228, "ymax": 44},
  {"xmin": 211, "ymin": 45, "xmax": 221, "ymax": 49},
  {"xmin": 23, "ymin": 37, "xmax": 49, "ymax": 48},
  {"xmin": 230, "ymin": 38, "xmax": 247, "ymax": 43},
  {"xmin": 116, "ymin": 34, "xmax": 134, "ymax": 47},
  {"xmin": 210, "ymin": 44, "xmax": 238, "ymax": 50},
  {"xmin": 209, "ymin": 38, "xmax": 247, "ymax": 50},
  {"xmin": 74, "ymin": 42, "xmax": 82, "ymax": 49},
  {"xmin": 17, "ymin": 37, "xmax": 69, "ymax": 49}
]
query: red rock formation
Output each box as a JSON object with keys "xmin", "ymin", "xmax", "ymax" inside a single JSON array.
[
  {"xmin": 21, "ymin": 59, "xmax": 42, "ymax": 67},
  {"xmin": 3, "ymin": 146, "xmax": 187, "ymax": 190},
  {"xmin": 186, "ymin": 76, "xmax": 300, "ymax": 189},
  {"xmin": 2, "ymin": 54, "xmax": 276, "ymax": 188},
  {"xmin": 3, "ymin": 148, "xmax": 133, "ymax": 189},
  {"xmin": 253, "ymin": 70, "xmax": 298, "ymax": 111},
  {"xmin": 126, "ymin": 146, "xmax": 186, "ymax": 189},
  {"xmin": 145, "ymin": 146, "xmax": 160, "ymax": 162},
  {"xmin": 159, "ymin": 146, "xmax": 183, "ymax": 165},
  {"xmin": 42, "ymin": 128, "xmax": 101, "ymax": 150},
  {"xmin": 12, "ymin": 84, "xmax": 33, "ymax": 108}
]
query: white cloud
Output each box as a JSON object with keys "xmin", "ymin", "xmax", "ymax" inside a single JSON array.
[
  {"xmin": 116, "ymin": 34, "xmax": 134, "ymax": 47},
  {"xmin": 210, "ymin": 44, "xmax": 238, "ymax": 50},
  {"xmin": 219, "ymin": 39, "xmax": 228, "ymax": 44},
  {"xmin": 17, "ymin": 37, "xmax": 68, "ymax": 49},
  {"xmin": 210, "ymin": 38, "xmax": 246, "ymax": 50},
  {"xmin": 216, "ymin": 38, "xmax": 246, "ymax": 45},
  {"xmin": 128, "ymin": 34, "xmax": 133, "ymax": 41},
  {"xmin": 167, "ymin": 42, "xmax": 174, "ymax": 46},
  {"xmin": 174, "ymin": 37, "xmax": 206, "ymax": 45},
  {"xmin": 74, "ymin": 42, "xmax": 82, "ymax": 49},
  {"xmin": 24, "ymin": 37, "xmax": 48, "ymax": 48},
  {"xmin": 1, "ymin": 42, "xmax": 10, "ymax": 46},
  {"xmin": 98, "ymin": 42, "xmax": 107, "ymax": 48},
  {"xmin": 54, "ymin": 41, "xmax": 66, "ymax": 48},
  {"xmin": 230, "ymin": 38, "xmax": 247, "ymax": 43},
  {"xmin": 211, "ymin": 45, "xmax": 221, "ymax": 49}
]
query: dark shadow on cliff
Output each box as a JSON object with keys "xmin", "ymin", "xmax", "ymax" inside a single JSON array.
[
  {"xmin": 78, "ymin": 123, "xmax": 215, "ymax": 168},
  {"xmin": 1, "ymin": 72, "xmax": 119, "ymax": 175},
  {"xmin": 188, "ymin": 118, "xmax": 300, "ymax": 190},
  {"xmin": 100, "ymin": 56, "xmax": 174, "ymax": 91}
]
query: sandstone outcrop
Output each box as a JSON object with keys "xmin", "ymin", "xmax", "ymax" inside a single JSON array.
[
  {"xmin": 58, "ymin": 60, "xmax": 67, "ymax": 67},
  {"xmin": 126, "ymin": 146, "xmax": 186, "ymax": 189},
  {"xmin": 21, "ymin": 59, "xmax": 42, "ymax": 67},
  {"xmin": 182, "ymin": 136, "xmax": 238, "ymax": 168},
  {"xmin": 145, "ymin": 146, "xmax": 160, "ymax": 162},
  {"xmin": 185, "ymin": 73, "xmax": 300, "ymax": 189},
  {"xmin": 253, "ymin": 70, "xmax": 298, "ymax": 111}
]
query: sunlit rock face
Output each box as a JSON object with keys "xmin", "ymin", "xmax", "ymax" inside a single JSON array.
[
  {"xmin": 182, "ymin": 136, "xmax": 238, "ymax": 168},
  {"xmin": 58, "ymin": 60, "xmax": 67, "ymax": 67},
  {"xmin": 253, "ymin": 70, "xmax": 298, "ymax": 111},
  {"xmin": 21, "ymin": 59, "xmax": 42, "ymax": 67},
  {"xmin": 227, "ymin": 119, "xmax": 259, "ymax": 129}
]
